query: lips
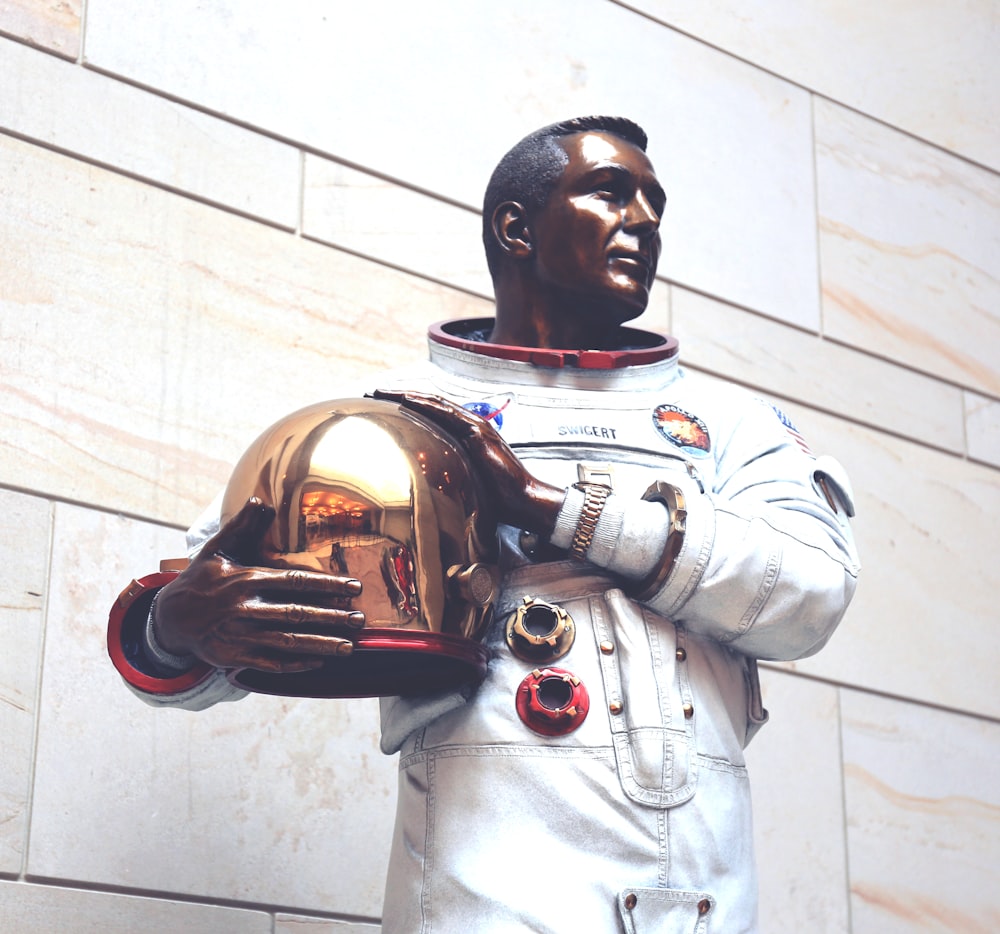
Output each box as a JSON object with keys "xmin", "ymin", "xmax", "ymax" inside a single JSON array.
[{"xmin": 608, "ymin": 250, "xmax": 654, "ymax": 283}]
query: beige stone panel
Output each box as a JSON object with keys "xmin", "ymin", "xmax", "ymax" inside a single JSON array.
[
  {"xmin": 966, "ymin": 391, "xmax": 1000, "ymax": 468},
  {"xmin": 28, "ymin": 503, "xmax": 397, "ymax": 917},
  {"xmin": 673, "ymin": 286, "xmax": 966, "ymax": 452},
  {"xmin": 0, "ymin": 880, "xmax": 271, "ymax": 932},
  {"xmin": 0, "ymin": 490, "xmax": 50, "ymax": 876},
  {"xmin": 0, "ymin": 134, "xmax": 490, "ymax": 526},
  {"xmin": 744, "ymin": 670, "xmax": 848, "ymax": 933},
  {"xmin": 0, "ymin": 0, "xmax": 80, "ymax": 58},
  {"xmin": 83, "ymin": 0, "xmax": 821, "ymax": 329},
  {"xmin": 816, "ymin": 99, "xmax": 1000, "ymax": 396},
  {"xmin": 621, "ymin": 0, "xmax": 1000, "ymax": 171},
  {"xmin": 0, "ymin": 37, "xmax": 300, "ymax": 226},
  {"xmin": 303, "ymin": 156, "xmax": 490, "ymax": 296},
  {"xmin": 768, "ymin": 404, "xmax": 999, "ymax": 719},
  {"xmin": 840, "ymin": 690, "xmax": 1000, "ymax": 932},
  {"xmin": 275, "ymin": 917, "xmax": 381, "ymax": 933}
]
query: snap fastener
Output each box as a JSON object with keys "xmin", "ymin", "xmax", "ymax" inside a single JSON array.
[
  {"xmin": 624, "ymin": 892, "xmax": 638, "ymax": 910},
  {"xmin": 609, "ymin": 700, "xmax": 623, "ymax": 715},
  {"xmin": 675, "ymin": 647, "xmax": 686, "ymax": 661},
  {"xmin": 697, "ymin": 898, "xmax": 711, "ymax": 915},
  {"xmin": 683, "ymin": 703, "xmax": 694, "ymax": 719},
  {"xmin": 599, "ymin": 640, "xmax": 615, "ymax": 654}
]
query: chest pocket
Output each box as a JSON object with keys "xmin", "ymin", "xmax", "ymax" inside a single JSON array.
[{"xmin": 592, "ymin": 588, "xmax": 697, "ymax": 808}]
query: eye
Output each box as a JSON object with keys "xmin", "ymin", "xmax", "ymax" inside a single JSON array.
[{"xmin": 592, "ymin": 178, "xmax": 624, "ymax": 201}]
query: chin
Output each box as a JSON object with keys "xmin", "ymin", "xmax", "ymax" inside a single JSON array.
[{"xmin": 580, "ymin": 296, "xmax": 648, "ymax": 337}]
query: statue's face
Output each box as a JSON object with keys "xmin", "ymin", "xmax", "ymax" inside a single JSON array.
[{"xmin": 531, "ymin": 131, "xmax": 665, "ymax": 322}]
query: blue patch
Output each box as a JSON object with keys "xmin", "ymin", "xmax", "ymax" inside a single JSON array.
[{"xmin": 463, "ymin": 400, "xmax": 507, "ymax": 429}]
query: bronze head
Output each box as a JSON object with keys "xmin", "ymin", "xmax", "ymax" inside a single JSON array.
[{"xmin": 483, "ymin": 116, "xmax": 666, "ymax": 350}]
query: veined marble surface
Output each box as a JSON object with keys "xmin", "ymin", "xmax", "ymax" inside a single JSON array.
[
  {"xmin": 744, "ymin": 670, "xmax": 849, "ymax": 933},
  {"xmin": 81, "ymin": 0, "xmax": 822, "ymax": 328},
  {"xmin": 768, "ymin": 402, "xmax": 1000, "ymax": 720},
  {"xmin": 841, "ymin": 690, "xmax": 1000, "ymax": 932},
  {"xmin": 0, "ymin": 0, "xmax": 81, "ymax": 58},
  {"xmin": 965, "ymin": 392, "xmax": 1000, "ymax": 469},
  {"xmin": 28, "ymin": 503, "xmax": 397, "ymax": 917},
  {"xmin": 0, "ymin": 881, "xmax": 273, "ymax": 933},
  {"xmin": 0, "ymin": 36, "xmax": 301, "ymax": 227},
  {"xmin": 620, "ymin": 0, "xmax": 1000, "ymax": 171},
  {"xmin": 0, "ymin": 490, "xmax": 50, "ymax": 875},
  {"xmin": 816, "ymin": 99, "xmax": 1000, "ymax": 397},
  {"xmin": 672, "ymin": 287, "xmax": 967, "ymax": 454},
  {"xmin": 302, "ymin": 156, "xmax": 491, "ymax": 297},
  {"xmin": 0, "ymin": 133, "xmax": 487, "ymax": 527}
]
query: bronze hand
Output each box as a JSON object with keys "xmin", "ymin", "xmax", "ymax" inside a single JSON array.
[
  {"xmin": 153, "ymin": 498, "xmax": 365, "ymax": 673},
  {"xmin": 372, "ymin": 390, "xmax": 564, "ymax": 535}
]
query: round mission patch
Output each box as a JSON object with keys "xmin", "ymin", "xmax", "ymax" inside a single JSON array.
[{"xmin": 652, "ymin": 404, "xmax": 711, "ymax": 457}]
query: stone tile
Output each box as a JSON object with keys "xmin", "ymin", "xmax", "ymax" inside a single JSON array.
[
  {"xmin": 673, "ymin": 286, "xmax": 966, "ymax": 452},
  {"xmin": 28, "ymin": 502, "xmax": 397, "ymax": 917},
  {"xmin": 840, "ymin": 690, "xmax": 1000, "ymax": 932},
  {"xmin": 83, "ymin": 0, "xmax": 821, "ymax": 328},
  {"xmin": 0, "ymin": 879, "xmax": 271, "ymax": 932},
  {"xmin": 0, "ymin": 490, "xmax": 50, "ymax": 876},
  {"xmin": 0, "ymin": 0, "xmax": 81, "ymax": 59},
  {"xmin": 766, "ymin": 403, "xmax": 1000, "ymax": 720},
  {"xmin": 303, "ymin": 156, "xmax": 490, "ymax": 296},
  {"xmin": 966, "ymin": 391, "xmax": 1000, "ymax": 468},
  {"xmin": 816, "ymin": 99, "xmax": 1000, "ymax": 396},
  {"xmin": 621, "ymin": 0, "xmax": 1000, "ymax": 171},
  {"xmin": 275, "ymin": 916, "xmax": 381, "ymax": 933},
  {"xmin": 0, "ymin": 133, "xmax": 489, "ymax": 527},
  {"xmin": 744, "ymin": 670, "xmax": 849, "ymax": 934},
  {"xmin": 0, "ymin": 37, "xmax": 300, "ymax": 227}
]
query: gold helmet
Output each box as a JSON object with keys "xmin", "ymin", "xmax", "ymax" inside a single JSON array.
[{"xmin": 220, "ymin": 397, "xmax": 498, "ymax": 698}]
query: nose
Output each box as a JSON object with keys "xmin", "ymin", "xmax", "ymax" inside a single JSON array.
[{"xmin": 624, "ymin": 189, "xmax": 660, "ymax": 234}]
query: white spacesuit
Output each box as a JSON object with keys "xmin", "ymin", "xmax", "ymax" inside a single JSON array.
[{"xmin": 114, "ymin": 318, "xmax": 859, "ymax": 933}]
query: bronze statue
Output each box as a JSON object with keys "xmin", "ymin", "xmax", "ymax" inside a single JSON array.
[{"xmin": 109, "ymin": 116, "xmax": 859, "ymax": 932}]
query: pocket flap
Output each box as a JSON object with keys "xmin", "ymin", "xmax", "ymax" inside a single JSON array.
[{"xmin": 618, "ymin": 887, "xmax": 715, "ymax": 933}]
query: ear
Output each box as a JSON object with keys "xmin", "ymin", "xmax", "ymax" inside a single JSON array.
[{"xmin": 491, "ymin": 201, "xmax": 533, "ymax": 260}]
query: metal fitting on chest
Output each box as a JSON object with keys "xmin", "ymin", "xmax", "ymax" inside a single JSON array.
[
  {"xmin": 505, "ymin": 596, "xmax": 576, "ymax": 662},
  {"xmin": 515, "ymin": 667, "xmax": 590, "ymax": 736}
]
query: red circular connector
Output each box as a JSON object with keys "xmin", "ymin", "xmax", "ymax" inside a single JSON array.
[{"xmin": 515, "ymin": 666, "xmax": 590, "ymax": 736}]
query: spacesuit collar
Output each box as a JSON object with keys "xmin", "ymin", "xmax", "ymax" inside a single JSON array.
[
  {"xmin": 427, "ymin": 318, "xmax": 680, "ymax": 390},
  {"xmin": 428, "ymin": 318, "xmax": 678, "ymax": 370}
]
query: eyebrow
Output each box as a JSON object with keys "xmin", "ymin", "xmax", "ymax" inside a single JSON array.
[{"xmin": 583, "ymin": 163, "xmax": 666, "ymax": 205}]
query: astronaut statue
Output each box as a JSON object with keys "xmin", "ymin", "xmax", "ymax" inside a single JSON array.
[{"xmin": 109, "ymin": 116, "xmax": 859, "ymax": 933}]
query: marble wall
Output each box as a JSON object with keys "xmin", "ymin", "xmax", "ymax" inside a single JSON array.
[{"xmin": 1, "ymin": 1, "xmax": 997, "ymax": 930}]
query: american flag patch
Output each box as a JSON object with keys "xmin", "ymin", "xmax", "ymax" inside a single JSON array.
[{"xmin": 770, "ymin": 404, "xmax": 813, "ymax": 456}]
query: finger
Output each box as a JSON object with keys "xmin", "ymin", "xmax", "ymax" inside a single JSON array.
[
  {"xmin": 203, "ymin": 497, "xmax": 276, "ymax": 562},
  {"xmin": 249, "ymin": 630, "xmax": 357, "ymax": 656},
  {"xmin": 372, "ymin": 389, "xmax": 476, "ymax": 424},
  {"xmin": 373, "ymin": 390, "xmax": 497, "ymax": 448},
  {"xmin": 240, "ymin": 657, "xmax": 326, "ymax": 673},
  {"xmin": 239, "ymin": 601, "xmax": 366, "ymax": 631},
  {"xmin": 243, "ymin": 567, "xmax": 363, "ymax": 600}
]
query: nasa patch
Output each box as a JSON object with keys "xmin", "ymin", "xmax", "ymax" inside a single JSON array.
[
  {"xmin": 463, "ymin": 398, "xmax": 510, "ymax": 430},
  {"xmin": 652, "ymin": 405, "xmax": 711, "ymax": 457}
]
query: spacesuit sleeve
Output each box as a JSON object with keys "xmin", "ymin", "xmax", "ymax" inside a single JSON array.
[
  {"xmin": 115, "ymin": 492, "xmax": 250, "ymax": 710},
  {"xmin": 554, "ymin": 397, "xmax": 860, "ymax": 661}
]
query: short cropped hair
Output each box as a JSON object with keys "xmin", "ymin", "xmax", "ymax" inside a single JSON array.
[{"xmin": 482, "ymin": 116, "xmax": 648, "ymax": 277}]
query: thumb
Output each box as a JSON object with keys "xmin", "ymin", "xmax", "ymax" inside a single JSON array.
[{"xmin": 203, "ymin": 496, "xmax": 275, "ymax": 565}]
